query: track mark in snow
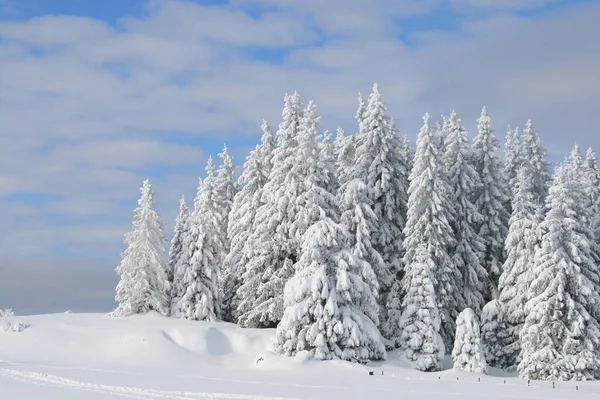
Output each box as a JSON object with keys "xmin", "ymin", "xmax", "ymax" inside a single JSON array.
[{"xmin": 0, "ymin": 368, "xmax": 309, "ymax": 400}]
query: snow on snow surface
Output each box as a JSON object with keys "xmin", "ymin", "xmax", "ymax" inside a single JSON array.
[{"xmin": 0, "ymin": 313, "xmax": 598, "ymax": 399}]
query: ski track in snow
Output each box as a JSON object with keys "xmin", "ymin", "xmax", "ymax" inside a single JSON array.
[{"xmin": 0, "ymin": 368, "xmax": 309, "ymax": 400}]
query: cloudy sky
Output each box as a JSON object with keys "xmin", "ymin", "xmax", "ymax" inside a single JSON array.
[{"xmin": 0, "ymin": 0, "xmax": 598, "ymax": 314}]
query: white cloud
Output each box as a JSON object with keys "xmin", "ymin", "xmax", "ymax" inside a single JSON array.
[{"xmin": 0, "ymin": 0, "xmax": 599, "ymax": 274}]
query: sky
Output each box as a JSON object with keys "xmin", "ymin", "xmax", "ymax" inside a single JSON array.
[{"xmin": 1, "ymin": 0, "xmax": 599, "ymax": 314}]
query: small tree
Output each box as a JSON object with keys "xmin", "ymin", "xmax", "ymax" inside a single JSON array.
[
  {"xmin": 112, "ymin": 179, "xmax": 170, "ymax": 317},
  {"xmin": 480, "ymin": 299, "xmax": 504, "ymax": 367},
  {"xmin": 452, "ymin": 308, "xmax": 487, "ymax": 374},
  {"xmin": 168, "ymin": 195, "xmax": 189, "ymax": 307}
]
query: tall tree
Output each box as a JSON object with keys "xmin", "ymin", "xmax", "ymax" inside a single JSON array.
[
  {"xmin": 168, "ymin": 195, "xmax": 189, "ymax": 310},
  {"xmin": 335, "ymin": 127, "xmax": 355, "ymax": 188},
  {"xmin": 496, "ymin": 166, "xmax": 542, "ymax": 369},
  {"xmin": 443, "ymin": 110, "xmax": 487, "ymax": 314},
  {"xmin": 350, "ymin": 83, "xmax": 409, "ymax": 340},
  {"xmin": 472, "ymin": 106, "xmax": 510, "ymax": 301},
  {"xmin": 236, "ymin": 93, "xmax": 305, "ymax": 328},
  {"xmin": 584, "ymin": 148, "xmax": 600, "ymax": 242},
  {"xmin": 521, "ymin": 120, "xmax": 551, "ymax": 205},
  {"xmin": 222, "ymin": 122, "xmax": 275, "ymax": 322},
  {"xmin": 177, "ymin": 158, "xmax": 222, "ymax": 321},
  {"xmin": 400, "ymin": 113, "xmax": 459, "ymax": 354},
  {"xmin": 504, "ymin": 125, "xmax": 522, "ymax": 197},
  {"xmin": 112, "ymin": 179, "xmax": 170, "ymax": 317},
  {"xmin": 275, "ymin": 218, "xmax": 385, "ymax": 361},
  {"xmin": 518, "ymin": 163, "xmax": 600, "ymax": 381}
]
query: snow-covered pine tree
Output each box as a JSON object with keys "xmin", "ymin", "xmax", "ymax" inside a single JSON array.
[
  {"xmin": 401, "ymin": 112, "xmax": 459, "ymax": 353},
  {"xmin": 222, "ymin": 122, "xmax": 275, "ymax": 322},
  {"xmin": 584, "ymin": 148, "xmax": 600, "ymax": 242},
  {"xmin": 400, "ymin": 134, "xmax": 414, "ymax": 177},
  {"xmin": 480, "ymin": 299, "xmax": 504, "ymax": 367},
  {"xmin": 275, "ymin": 218, "xmax": 386, "ymax": 361},
  {"xmin": 214, "ymin": 145, "xmax": 238, "ymax": 321},
  {"xmin": 356, "ymin": 92, "xmax": 366, "ymax": 128},
  {"xmin": 320, "ymin": 129, "xmax": 338, "ymax": 194},
  {"xmin": 472, "ymin": 107, "xmax": 510, "ymax": 301},
  {"xmin": 521, "ymin": 120, "xmax": 551, "ymax": 205},
  {"xmin": 335, "ymin": 127, "xmax": 356, "ymax": 188},
  {"xmin": 496, "ymin": 166, "xmax": 542, "ymax": 369},
  {"xmin": 168, "ymin": 195, "xmax": 189, "ymax": 309},
  {"xmin": 399, "ymin": 244, "xmax": 445, "ymax": 371},
  {"xmin": 452, "ymin": 308, "xmax": 487, "ymax": 374},
  {"xmin": 236, "ymin": 92, "xmax": 305, "ymax": 328},
  {"xmin": 518, "ymin": 163, "xmax": 600, "ymax": 381},
  {"xmin": 112, "ymin": 179, "xmax": 170, "ymax": 317},
  {"xmin": 504, "ymin": 125, "xmax": 522, "ymax": 197},
  {"xmin": 177, "ymin": 158, "xmax": 221, "ymax": 321},
  {"xmin": 443, "ymin": 110, "xmax": 487, "ymax": 315},
  {"xmin": 350, "ymin": 83, "xmax": 409, "ymax": 341}
]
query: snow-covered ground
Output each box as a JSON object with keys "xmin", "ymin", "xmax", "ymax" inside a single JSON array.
[{"xmin": 0, "ymin": 313, "xmax": 597, "ymax": 399}]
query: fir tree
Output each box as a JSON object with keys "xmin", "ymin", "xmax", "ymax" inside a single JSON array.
[
  {"xmin": 496, "ymin": 166, "xmax": 542, "ymax": 369},
  {"xmin": 112, "ymin": 179, "xmax": 170, "ymax": 317},
  {"xmin": 480, "ymin": 299, "xmax": 504, "ymax": 367},
  {"xmin": 275, "ymin": 218, "xmax": 385, "ymax": 361},
  {"xmin": 320, "ymin": 129, "xmax": 338, "ymax": 194},
  {"xmin": 335, "ymin": 127, "xmax": 355, "ymax": 188},
  {"xmin": 401, "ymin": 112, "xmax": 458, "ymax": 353},
  {"xmin": 504, "ymin": 125, "xmax": 522, "ymax": 197},
  {"xmin": 350, "ymin": 83, "xmax": 409, "ymax": 341},
  {"xmin": 168, "ymin": 195, "xmax": 189, "ymax": 310},
  {"xmin": 452, "ymin": 308, "xmax": 487, "ymax": 374},
  {"xmin": 177, "ymin": 158, "xmax": 222, "ymax": 321},
  {"xmin": 237, "ymin": 93, "xmax": 305, "ymax": 328},
  {"xmin": 522, "ymin": 120, "xmax": 551, "ymax": 205},
  {"xmin": 222, "ymin": 121, "xmax": 275, "ymax": 322},
  {"xmin": 443, "ymin": 110, "xmax": 487, "ymax": 314},
  {"xmin": 584, "ymin": 148, "xmax": 600, "ymax": 242},
  {"xmin": 472, "ymin": 107, "xmax": 510, "ymax": 301},
  {"xmin": 518, "ymin": 163, "xmax": 600, "ymax": 381}
]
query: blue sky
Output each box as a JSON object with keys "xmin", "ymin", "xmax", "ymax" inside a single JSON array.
[{"xmin": 1, "ymin": 0, "xmax": 599, "ymax": 313}]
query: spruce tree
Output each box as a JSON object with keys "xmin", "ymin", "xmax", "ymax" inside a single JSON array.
[
  {"xmin": 401, "ymin": 113, "xmax": 458, "ymax": 354},
  {"xmin": 472, "ymin": 107, "xmax": 510, "ymax": 301},
  {"xmin": 522, "ymin": 120, "xmax": 551, "ymax": 205},
  {"xmin": 504, "ymin": 126, "xmax": 522, "ymax": 197},
  {"xmin": 320, "ymin": 129, "xmax": 338, "ymax": 194},
  {"xmin": 335, "ymin": 127, "xmax": 355, "ymax": 188},
  {"xmin": 112, "ymin": 179, "xmax": 170, "ymax": 317},
  {"xmin": 496, "ymin": 166, "xmax": 541, "ymax": 369},
  {"xmin": 350, "ymin": 83, "xmax": 409, "ymax": 341},
  {"xmin": 222, "ymin": 121, "xmax": 275, "ymax": 322},
  {"xmin": 237, "ymin": 93, "xmax": 305, "ymax": 328},
  {"xmin": 275, "ymin": 218, "xmax": 385, "ymax": 361},
  {"xmin": 480, "ymin": 299, "xmax": 504, "ymax": 367},
  {"xmin": 177, "ymin": 158, "xmax": 222, "ymax": 321},
  {"xmin": 584, "ymin": 148, "xmax": 600, "ymax": 242},
  {"xmin": 518, "ymin": 163, "xmax": 600, "ymax": 381},
  {"xmin": 443, "ymin": 110, "xmax": 487, "ymax": 314},
  {"xmin": 452, "ymin": 308, "xmax": 487, "ymax": 374},
  {"xmin": 168, "ymin": 195, "xmax": 189, "ymax": 311}
]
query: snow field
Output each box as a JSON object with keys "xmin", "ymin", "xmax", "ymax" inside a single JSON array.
[{"xmin": 0, "ymin": 313, "xmax": 598, "ymax": 399}]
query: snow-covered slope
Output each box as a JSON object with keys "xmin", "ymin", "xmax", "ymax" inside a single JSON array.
[{"xmin": 0, "ymin": 313, "xmax": 597, "ymax": 399}]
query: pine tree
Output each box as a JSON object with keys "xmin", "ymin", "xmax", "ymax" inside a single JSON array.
[
  {"xmin": 584, "ymin": 148, "xmax": 600, "ymax": 242},
  {"xmin": 177, "ymin": 158, "xmax": 222, "ymax": 321},
  {"xmin": 400, "ymin": 134, "xmax": 414, "ymax": 177},
  {"xmin": 168, "ymin": 195, "xmax": 189, "ymax": 311},
  {"xmin": 214, "ymin": 146, "xmax": 237, "ymax": 320},
  {"xmin": 452, "ymin": 308, "xmax": 487, "ymax": 374},
  {"xmin": 112, "ymin": 179, "xmax": 170, "ymax": 317},
  {"xmin": 443, "ymin": 110, "xmax": 487, "ymax": 314},
  {"xmin": 335, "ymin": 127, "xmax": 355, "ymax": 188},
  {"xmin": 472, "ymin": 107, "xmax": 510, "ymax": 301},
  {"xmin": 399, "ymin": 244, "xmax": 444, "ymax": 371},
  {"xmin": 518, "ymin": 163, "xmax": 600, "ymax": 381},
  {"xmin": 320, "ymin": 129, "xmax": 338, "ymax": 194},
  {"xmin": 350, "ymin": 83, "xmax": 409, "ymax": 341},
  {"xmin": 401, "ymin": 113, "xmax": 458, "ymax": 354},
  {"xmin": 496, "ymin": 166, "xmax": 542, "ymax": 369},
  {"xmin": 522, "ymin": 120, "xmax": 551, "ymax": 205},
  {"xmin": 504, "ymin": 126, "xmax": 522, "ymax": 197},
  {"xmin": 480, "ymin": 299, "xmax": 504, "ymax": 367},
  {"xmin": 222, "ymin": 122, "xmax": 275, "ymax": 322},
  {"xmin": 275, "ymin": 218, "xmax": 385, "ymax": 361},
  {"xmin": 237, "ymin": 92, "xmax": 305, "ymax": 328}
]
